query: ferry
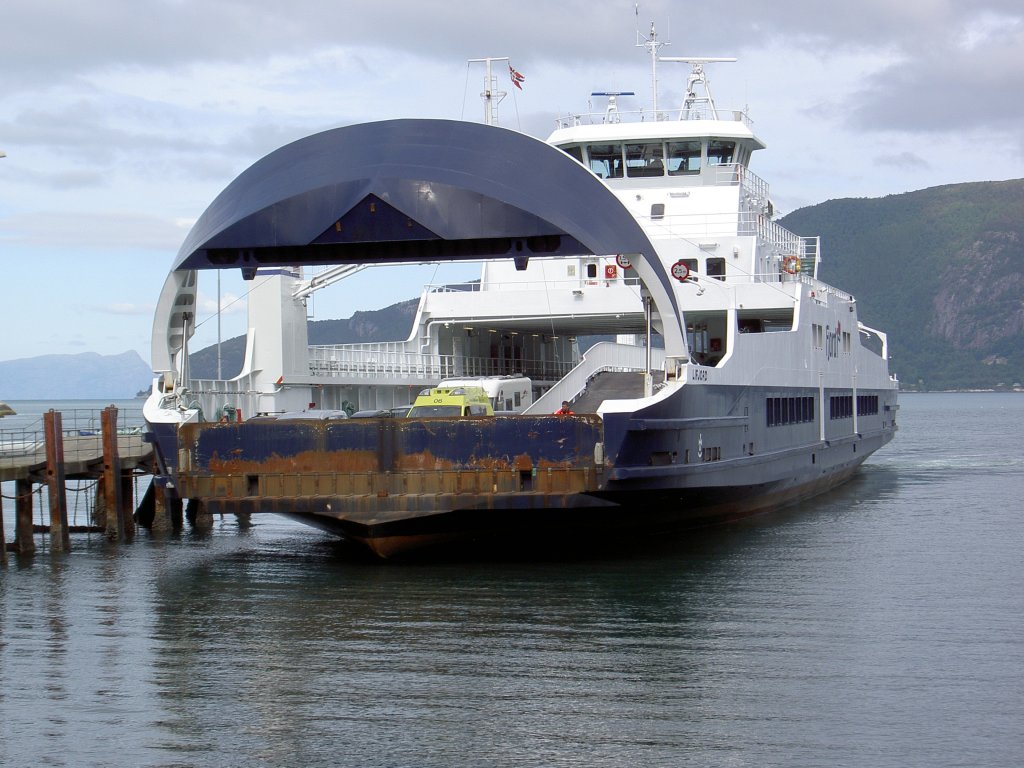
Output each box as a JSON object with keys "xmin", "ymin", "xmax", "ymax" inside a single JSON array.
[{"xmin": 144, "ymin": 26, "xmax": 898, "ymax": 557}]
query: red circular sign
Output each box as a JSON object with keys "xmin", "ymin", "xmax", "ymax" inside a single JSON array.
[
  {"xmin": 671, "ymin": 260, "xmax": 690, "ymax": 282},
  {"xmin": 615, "ymin": 254, "xmax": 632, "ymax": 269}
]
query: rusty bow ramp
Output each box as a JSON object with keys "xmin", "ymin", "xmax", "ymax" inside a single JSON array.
[{"xmin": 175, "ymin": 414, "xmax": 616, "ymax": 558}]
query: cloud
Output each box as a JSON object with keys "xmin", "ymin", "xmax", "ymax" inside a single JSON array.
[
  {"xmin": 844, "ymin": 17, "xmax": 1024, "ymax": 134},
  {"xmin": 3, "ymin": 2, "xmax": 1022, "ymax": 245},
  {"xmin": 105, "ymin": 303, "xmax": 156, "ymax": 316},
  {"xmin": 875, "ymin": 152, "xmax": 930, "ymax": 170},
  {"xmin": 198, "ymin": 292, "xmax": 246, "ymax": 316},
  {"xmin": 2, "ymin": 211, "xmax": 190, "ymax": 250}
]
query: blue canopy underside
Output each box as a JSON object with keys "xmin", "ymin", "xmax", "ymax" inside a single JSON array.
[{"xmin": 171, "ymin": 118, "xmax": 682, "ymax": 334}]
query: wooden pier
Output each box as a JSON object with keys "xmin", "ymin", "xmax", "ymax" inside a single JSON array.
[{"xmin": 0, "ymin": 407, "xmax": 160, "ymax": 563}]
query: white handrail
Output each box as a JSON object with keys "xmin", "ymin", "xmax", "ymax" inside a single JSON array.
[{"xmin": 523, "ymin": 342, "xmax": 666, "ymax": 415}]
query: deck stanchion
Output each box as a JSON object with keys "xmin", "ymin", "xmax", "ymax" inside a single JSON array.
[{"xmin": 44, "ymin": 410, "xmax": 71, "ymax": 552}]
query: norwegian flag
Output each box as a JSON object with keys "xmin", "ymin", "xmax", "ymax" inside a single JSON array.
[{"xmin": 509, "ymin": 63, "xmax": 525, "ymax": 90}]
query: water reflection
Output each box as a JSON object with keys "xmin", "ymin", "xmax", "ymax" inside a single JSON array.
[
  {"xmin": 3, "ymin": 394, "xmax": 1023, "ymax": 767},
  {"xmin": 139, "ymin": 515, "xmax": 783, "ymax": 764}
]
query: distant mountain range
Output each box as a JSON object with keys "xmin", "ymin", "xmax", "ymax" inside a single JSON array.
[
  {"xmin": 4, "ymin": 179, "xmax": 1022, "ymax": 397},
  {"xmin": 0, "ymin": 350, "xmax": 153, "ymax": 400}
]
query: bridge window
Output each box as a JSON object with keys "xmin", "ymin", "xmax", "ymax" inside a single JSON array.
[
  {"xmin": 708, "ymin": 140, "xmax": 735, "ymax": 165},
  {"xmin": 625, "ymin": 142, "xmax": 665, "ymax": 177},
  {"xmin": 667, "ymin": 141, "xmax": 701, "ymax": 175},
  {"xmin": 560, "ymin": 145, "xmax": 584, "ymax": 163},
  {"xmin": 587, "ymin": 143, "xmax": 623, "ymax": 179}
]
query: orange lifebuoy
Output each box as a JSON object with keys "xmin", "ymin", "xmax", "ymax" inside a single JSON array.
[{"xmin": 782, "ymin": 255, "xmax": 801, "ymax": 275}]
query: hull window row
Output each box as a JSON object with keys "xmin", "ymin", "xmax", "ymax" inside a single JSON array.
[
  {"xmin": 702, "ymin": 446, "xmax": 722, "ymax": 462},
  {"xmin": 766, "ymin": 396, "xmax": 815, "ymax": 427},
  {"xmin": 857, "ymin": 394, "xmax": 879, "ymax": 415},
  {"xmin": 830, "ymin": 395, "xmax": 853, "ymax": 420}
]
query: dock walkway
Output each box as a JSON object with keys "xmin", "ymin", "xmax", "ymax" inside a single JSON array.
[
  {"xmin": 0, "ymin": 431, "xmax": 153, "ymax": 482},
  {"xmin": 1, "ymin": 407, "xmax": 156, "ymax": 562}
]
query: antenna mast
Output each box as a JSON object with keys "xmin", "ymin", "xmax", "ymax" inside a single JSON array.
[
  {"xmin": 468, "ymin": 57, "xmax": 510, "ymax": 126},
  {"xmin": 636, "ymin": 17, "xmax": 669, "ymax": 115}
]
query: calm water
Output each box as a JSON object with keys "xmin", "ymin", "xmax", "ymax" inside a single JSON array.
[{"xmin": 1, "ymin": 394, "xmax": 1022, "ymax": 767}]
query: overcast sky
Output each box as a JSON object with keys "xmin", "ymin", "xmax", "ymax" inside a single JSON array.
[{"xmin": 2, "ymin": 0, "xmax": 1021, "ymax": 367}]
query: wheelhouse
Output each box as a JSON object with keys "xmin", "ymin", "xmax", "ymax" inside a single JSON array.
[{"xmin": 554, "ymin": 133, "xmax": 759, "ymax": 186}]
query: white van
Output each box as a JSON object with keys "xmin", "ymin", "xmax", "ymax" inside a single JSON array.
[{"xmin": 438, "ymin": 376, "xmax": 533, "ymax": 414}]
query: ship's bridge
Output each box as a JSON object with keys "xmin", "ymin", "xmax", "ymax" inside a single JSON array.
[{"xmin": 547, "ymin": 119, "xmax": 766, "ymax": 190}]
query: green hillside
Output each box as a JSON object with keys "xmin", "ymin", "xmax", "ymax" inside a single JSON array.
[{"xmin": 780, "ymin": 179, "xmax": 1024, "ymax": 390}]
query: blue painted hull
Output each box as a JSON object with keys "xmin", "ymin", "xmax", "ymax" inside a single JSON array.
[{"xmin": 150, "ymin": 382, "xmax": 896, "ymax": 557}]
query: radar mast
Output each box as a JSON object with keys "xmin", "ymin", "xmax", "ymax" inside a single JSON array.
[{"xmin": 660, "ymin": 56, "xmax": 737, "ymax": 120}]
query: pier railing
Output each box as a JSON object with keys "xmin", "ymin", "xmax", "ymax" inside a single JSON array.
[
  {"xmin": 0, "ymin": 408, "xmax": 146, "ymax": 464},
  {"xmin": 1, "ymin": 407, "xmax": 154, "ymax": 560}
]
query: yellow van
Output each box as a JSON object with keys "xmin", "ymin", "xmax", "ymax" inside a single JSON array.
[{"xmin": 406, "ymin": 386, "xmax": 494, "ymax": 417}]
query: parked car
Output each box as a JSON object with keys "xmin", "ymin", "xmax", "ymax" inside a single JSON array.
[
  {"xmin": 275, "ymin": 409, "xmax": 349, "ymax": 420},
  {"xmin": 350, "ymin": 409, "xmax": 392, "ymax": 419}
]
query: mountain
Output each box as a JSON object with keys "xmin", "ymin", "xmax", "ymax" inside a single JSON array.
[
  {"xmin": 779, "ymin": 178, "xmax": 1024, "ymax": 390},
  {"xmin": 0, "ymin": 350, "xmax": 153, "ymax": 399}
]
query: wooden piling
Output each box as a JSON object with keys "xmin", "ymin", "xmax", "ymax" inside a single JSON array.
[
  {"xmin": 15, "ymin": 478, "xmax": 35, "ymax": 554},
  {"xmin": 120, "ymin": 471, "xmax": 136, "ymax": 539},
  {"xmin": 101, "ymin": 406, "xmax": 133, "ymax": 541},
  {"xmin": 1, "ymin": 491, "xmax": 7, "ymax": 566},
  {"xmin": 151, "ymin": 482, "xmax": 175, "ymax": 534},
  {"xmin": 44, "ymin": 410, "xmax": 70, "ymax": 552},
  {"xmin": 93, "ymin": 476, "xmax": 108, "ymax": 529},
  {"xmin": 169, "ymin": 492, "xmax": 184, "ymax": 530},
  {"xmin": 149, "ymin": 482, "xmax": 167, "ymax": 532}
]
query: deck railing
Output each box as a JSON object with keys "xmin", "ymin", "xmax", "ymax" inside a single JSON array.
[
  {"xmin": 0, "ymin": 408, "xmax": 144, "ymax": 455},
  {"xmin": 525, "ymin": 342, "xmax": 665, "ymax": 415},
  {"xmin": 0, "ymin": 408, "xmax": 146, "ymax": 465},
  {"xmin": 306, "ymin": 348, "xmax": 576, "ymax": 382},
  {"xmin": 554, "ymin": 105, "xmax": 753, "ymax": 129}
]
